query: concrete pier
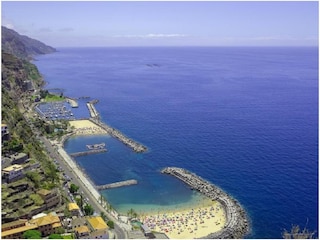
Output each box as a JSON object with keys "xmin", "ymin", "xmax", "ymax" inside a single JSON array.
[
  {"xmin": 161, "ymin": 167, "xmax": 250, "ymax": 239},
  {"xmin": 69, "ymin": 149, "xmax": 107, "ymax": 157},
  {"xmin": 66, "ymin": 97, "xmax": 78, "ymax": 108},
  {"xmin": 97, "ymin": 179, "xmax": 138, "ymax": 190},
  {"xmin": 90, "ymin": 119, "xmax": 147, "ymax": 153},
  {"xmin": 87, "ymin": 102, "xmax": 99, "ymax": 119}
]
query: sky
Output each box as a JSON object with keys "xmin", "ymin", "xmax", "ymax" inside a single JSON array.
[{"xmin": 1, "ymin": 1, "xmax": 319, "ymax": 47}]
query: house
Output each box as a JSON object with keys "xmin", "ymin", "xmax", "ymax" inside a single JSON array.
[
  {"xmin": 37, "ymin": 189, "xmax": 60, "ymax": 209},
  {"xmin": 68, "ymin": 202, "xmax": 81, "ymax": 217},
  {"xmin": 75, "ymin": 225, "xmax": 90, "ymax": 239},
  {"xmin": 2, "ymin": 164, "xmax": 24, "ymax": 183},
  {"xmin": 1, "ymin": 219, "xmax": 28, "ymax": 232},
  {"xmin": 23, "ymin": 80, "xmax": 34, "ymax": 91},
  {"xmin": 11, "ymin": 152, "xmax": 29, "ymax": 165},
  {"xmin": 87, "ymin": 216, "xmax": 109, "ymax": 239},
  {"xmin": 29, "ymin": 213, "xmax": 62, "ymax": 237},
  {"xmin": 1, "ymin": 223, "xmax": 38, "ymax": 239},
  {"xmin": 2, "ymin": 213, "xmax": 62, "ymax": 239},
  {"xmin": 71, "ymin": 217, "xmax": 87, "ymax": 231},
  {"xmin": 1, "ymin": 123, "xmax": 10, "ymax": 141}
]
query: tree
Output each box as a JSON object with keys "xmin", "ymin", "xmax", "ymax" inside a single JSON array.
[
  {"xmin": 100, "ymin": 211, "xmax": 107, "ymax": 221},
  {"xmin": 26, "ymin": 171, "xmax": 41, "ymax": 189},
  {"xmin": 69, "ymin": 183, "xmax": 79, "ymax": 194},
  {"xmin": 23, "ymin": 229, "xmax": 41, "ymax": 239},
  {"xmin": 45, "ymin": 162, "xmax": 58, "ymax": 184},
  {"xmin": 282, "ymin": 224, "xmax": 316, "ymax": 239},
  {"xmin": 107, "ymin": 220, "xmax": 114, "ymax": 229},
  {"xmin": 48, "ymin": 233, "xmax": 63, "ymax": 239},
  {"xmin": 84, "ymin": 204, "xmax": 94, "ymax": 216},
  {"xmin": 127, "ymin": 208, "xmax": 137, "ymax": 218}
]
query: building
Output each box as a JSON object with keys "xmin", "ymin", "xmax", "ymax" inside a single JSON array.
[
  {"xmin": 87, "ymin": 216, "xmax": 109, "ymax": 239},
  {"xmin": 30, "ymin": 213, "xmax": 62, "ymax": 237},
  {"xmin": 1, "ymin": 123, "xmax": 10, "ymax": 141},
  {"xmin": 1, "ymin": 219, "xmax": 28, "ymax": 232},
  {"xmin": 2, "ymin": 164, "xmax": 24, "ymax": 183},
  {"xmin": 1, "ymin": 213, "xmax": 62, "ymax": 239},
  {"xmin": 68, "ymin": 202, "xmax": 81, "ymax": 217},
  {"xmin": 1, "ymin": 223, "xmax": 38, "ymax": 239},
  {"xmin": 11, "ymin": 152, "xmax": 29, "ymax": 165},
  {"xmin": 75, "ymin": 225, "xmax": 90, "ymax": 239},
  {"xmin": 23, "ymin": 80, "xmax": 34, "ymax": 91},
  {"xmin": 37, "ymin": 189, "xmax": 60, "ymax": 209}
]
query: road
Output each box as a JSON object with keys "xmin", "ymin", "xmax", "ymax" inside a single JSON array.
[{"xmin": 41, "ymin": 136, "xmax": 127, "ymax": 239}]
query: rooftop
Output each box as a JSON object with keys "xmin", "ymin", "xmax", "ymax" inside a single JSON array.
[
  {"xmin": 2, "ymin": 164, "xmax": 23, "ymax": 172},
  {"xmin": 87, "ymin": 216, "xmax": 108, "ymax": 231},
  {"xmin": 68, "ymin": 202, "xmax": 80, "ymax": 211}
]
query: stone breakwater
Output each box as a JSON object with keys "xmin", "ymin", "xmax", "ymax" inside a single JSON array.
[
  {"xmin": 161, "ymin": 167, "xmax": 250, "ymax": 239},
  {"xmin": 90, "ymin": 118, "xmax": 147, "ymax": 153}
]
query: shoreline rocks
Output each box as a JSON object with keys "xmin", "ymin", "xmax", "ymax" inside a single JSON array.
[{"xmin": 161, "ymin": 167, "xmax": 250, "ymax": 239}]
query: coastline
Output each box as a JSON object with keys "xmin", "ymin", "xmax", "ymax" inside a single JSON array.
[
  {"xmin": 161, "ymin": 167, "xmax": 250, "ymax": 238},
  {"xmin": 56, "ymin": 110, "xmax": 249, "ymax": 239}
]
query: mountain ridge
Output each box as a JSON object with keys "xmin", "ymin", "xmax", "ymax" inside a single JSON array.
[{"xmin": 2, "ymin": 26, "xmax": 56, "ymax": 59}]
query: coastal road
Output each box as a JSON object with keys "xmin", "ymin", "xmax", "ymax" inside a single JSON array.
[{"xmin": 39, "ymin": 136, "xmax": 127, "ymax": 239}]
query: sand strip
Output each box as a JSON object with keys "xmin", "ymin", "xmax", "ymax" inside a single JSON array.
[
  {"xmin": 69, "ymin": 119, "xmax": 108, "ymax": 135},
  {"xmin": 140, "ymin": 199, "xmax": 226, "ymax": 239}
]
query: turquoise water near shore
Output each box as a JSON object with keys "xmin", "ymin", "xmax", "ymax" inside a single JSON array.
[{"xmin": 35, "ymin": 47, "xmax": 318, "ymax": 238}]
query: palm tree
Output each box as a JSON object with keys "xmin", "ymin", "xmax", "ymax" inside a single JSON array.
[{"xmin": 127, "ymin": 208, "xmax": 137, "ymax": 218}]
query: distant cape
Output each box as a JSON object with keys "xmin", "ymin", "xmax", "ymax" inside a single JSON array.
[{"xmin": 1, "ymin": 26, "xmax": 56, "ymax": 59}]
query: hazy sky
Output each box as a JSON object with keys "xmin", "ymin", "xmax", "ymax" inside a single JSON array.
[{"xmin": 2, "ymin": 1, "xmax": 319, "ymax": 47}]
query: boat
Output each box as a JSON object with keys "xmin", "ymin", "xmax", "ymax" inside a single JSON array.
[{"xmin": 86, "ymin": 142, "xmax": 106, "ymax": 150}]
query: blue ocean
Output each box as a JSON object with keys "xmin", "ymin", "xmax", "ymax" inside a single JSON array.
[{"xmin": 34, "ymin": 47, "xmax": 318, "ymax": 238}]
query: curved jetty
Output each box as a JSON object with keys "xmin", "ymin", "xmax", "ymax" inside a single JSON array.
[{"xmin": 161, "ymin": 167, "xmax": 250, "ymax": 239}]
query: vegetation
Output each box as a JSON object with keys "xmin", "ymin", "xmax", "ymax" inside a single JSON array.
[
  {"xmin": 83, "ymin": 204, "xmax": 94, "ymax": 216},
  {"xmin": 107, "ymin": 220, "xmax": 114, "ymax": 229},
  {"xmin": 69, "ymin": 183, "xmax": 79, "ymax": 194},
  {"xmin": 23, "ymin": 230, "xmax": 42, "ymax": 239},
  {"xmin": 40, "ymin": 89, "xmax": 64, "ymax": 102},
  {"xmin": 29, "ymin": 193, "xmax": 44, "ymax": 206},
  {"xmin": 48, "ymin": 233, "xmax": 64, "ymax": 239},
  {"xmin": 26, "ymin": 172, "xmax": 41, "ymax": 188},
  {"xmin": 127, "ymin": 208, "xmax": 138, "ymax": 218},
  {"xmin": 100, "ymin": 211, "xmax": 107, "ymax": 221}
]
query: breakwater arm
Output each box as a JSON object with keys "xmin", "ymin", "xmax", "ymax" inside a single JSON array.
[
  {"xmin": 69, "ymin": 149, "xmax": 107, "ymax": 157},
  {"xmin": 161, "ymin": 167, "xmax": 250, "ymax": 239},
  {"xmin": 90, "ymin": 119, "xmax": 147, "ymax": 153},
  {"xmin": 97, "ymin": 179, "xmax": 138, "ymax": 190},
  {"xmin": 87, "ymin": 102, "xmax": 99, "ymax": 119},
  {"xmin": 66, "ymin": 97, "xmax": 79, "ymax": 108}
]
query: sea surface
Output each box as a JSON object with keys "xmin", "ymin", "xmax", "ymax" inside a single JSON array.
[{"xmin": 34, "ymin": 47, "xmax": 318, "ymax": 238}]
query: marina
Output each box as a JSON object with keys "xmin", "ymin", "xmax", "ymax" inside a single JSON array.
[{"xmin": 35, "ymin": 101, "xmax": 76, "ymax": 121}]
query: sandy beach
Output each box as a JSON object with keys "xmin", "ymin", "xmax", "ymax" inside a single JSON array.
[
  {"xmin": 69, "ymin": 119, "xmax": 108, "ymax": 135},
  {"xmin": 140, "ymin": 199, "xmax": 226, "ymax": 239}
]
